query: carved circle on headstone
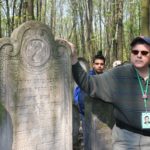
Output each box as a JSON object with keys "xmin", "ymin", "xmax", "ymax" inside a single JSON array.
[
  {"xmin": 57, "ymin": 46, "xmax": 65, "ymax": 57},
  {"xmin": 20, "ymin": 39, "xmax": 50, "ymax": 72}
]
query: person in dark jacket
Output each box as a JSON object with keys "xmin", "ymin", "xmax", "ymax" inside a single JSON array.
[
  {"xmin": 73, "ymin": 52, "xmax": 105, "ymax": 148},
  {"xmin": 66, "ymin": 36, "xmax": 150, "ymax": 149},
  {"xmin": 73, "ymin": 57, "xmax": 89, "ymax": 116},
  {"xmin": 74, "ymin": 52, "xmax": 105, "ymax": 117}
]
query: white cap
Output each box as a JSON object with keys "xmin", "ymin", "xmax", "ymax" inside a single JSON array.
[{"xmin": 113, "ymin": 60, "xmax": 122, "ymax": 68}]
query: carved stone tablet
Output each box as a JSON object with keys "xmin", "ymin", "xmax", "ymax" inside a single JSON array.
[
  {"xmin": 85, "ymin": 97, "xmax": 115, "ymax": 150},
  {"xmin": 0, "ymin": 21, "xmax": 72, "ymax": 150}
]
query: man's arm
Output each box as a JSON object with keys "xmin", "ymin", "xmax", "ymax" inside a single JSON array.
[
  {"xmin": 72, "ymin": 61, "xmax": 114, "ymax": 103},
  {"xmin": 62, "ymin": 40, "xmax": 78, "ymax": 65},
  {"xmin": 58, "ymin": 39, "xmax": 113, "ymax": 102}
]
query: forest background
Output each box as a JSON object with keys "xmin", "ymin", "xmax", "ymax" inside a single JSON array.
[{"xmin": 0, "ymin": 0, "xmax": 150, "ymax": 67}]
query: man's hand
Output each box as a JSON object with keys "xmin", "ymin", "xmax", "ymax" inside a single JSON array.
[{"xmin": 56, "ymin": 38, "xmax": 78, "ymax": 64}]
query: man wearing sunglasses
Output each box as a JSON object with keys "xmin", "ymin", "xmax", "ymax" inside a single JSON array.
[{"xmin": 63, "ymin": 36, "xmax": 150, "ymax": 149}]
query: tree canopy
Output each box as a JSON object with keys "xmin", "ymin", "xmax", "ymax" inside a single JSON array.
[{"xmin": 0, "ymin": 0, "xmax": 149, "ymax": 67}]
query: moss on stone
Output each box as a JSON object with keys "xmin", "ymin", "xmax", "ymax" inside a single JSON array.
[{"xmin": 0, "ymin": 102, "xmax": 4, "ymax": 124}]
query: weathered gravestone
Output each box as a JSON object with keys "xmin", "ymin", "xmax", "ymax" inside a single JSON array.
[
  {"xmin": 0, "ymin": 21, "xmax": 72, "ymax": 150},
  {"xmin": 85, "ymin": 97, "xmax": 115, "ymax": 150},
  {"xmin": 72, "ymin": 104, "xmax": 80, "ymax": 148}
]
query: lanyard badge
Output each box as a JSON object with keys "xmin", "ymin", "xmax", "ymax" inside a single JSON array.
[
  {"xmin": 136, "ymin": 69, "xmax": 150, "ymax": 129},
  {"xmin": 141, "ymin": 112, "xmax": 150, "ymax": 129}
]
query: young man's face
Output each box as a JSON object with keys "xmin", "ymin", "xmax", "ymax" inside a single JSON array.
[
  {"xmin": 93, "ymin": 59, "xmax": 105, "ymax": 74},
  {"xmin": 130, "ymin": 44, "xmax": 150, "ymax": 69}
]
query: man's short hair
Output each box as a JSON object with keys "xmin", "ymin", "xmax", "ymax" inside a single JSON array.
[{"xmin": 92, "ymin": 51, "xmax": 105, "ymax": 63}]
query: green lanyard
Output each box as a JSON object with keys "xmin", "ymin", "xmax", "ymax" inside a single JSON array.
[{"xmin": 136, "ymin": 69, "xmax": 150, "ymax": 112}]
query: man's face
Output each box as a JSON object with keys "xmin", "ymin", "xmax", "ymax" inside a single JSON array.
[
  {"xmin": 130, "ymin": 44, "xmax": 150, "ymax": 69},
  {"xmin": 93, "ymin": 59, "xmax": 105, "ymax": 74},
  {"xmin": 145, "ymin": 116, "xmax": 149, "ymax": 123}
]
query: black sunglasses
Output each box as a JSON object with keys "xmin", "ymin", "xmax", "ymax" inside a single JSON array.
[{"xmin": 131, "ymin": 50, "xmax": 150, "ymax": 56}]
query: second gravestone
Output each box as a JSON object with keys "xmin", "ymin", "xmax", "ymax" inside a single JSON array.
[{"xmin": 0, "ymin": 21, "xmax": 72, "ymax": 150}]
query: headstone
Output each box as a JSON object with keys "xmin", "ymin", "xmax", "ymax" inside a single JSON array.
[
  {"xmin": 72, "ymin": 104, "xmax": 80, "ymax": 146},
  {"xmin": 85, "ymin": 97, "xmax": 115, "ymax": 150},
  {"xmin": 0, "ymin": 21, "xmax": 72, "ymax": 150}
]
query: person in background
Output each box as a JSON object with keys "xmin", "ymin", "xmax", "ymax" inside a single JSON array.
[
  {"xmin": 90, "ymin": 51, "xmax": 106, "ymax": 75},
  {"xmin": 74, "ymin": 51, "xmax": 105, "ymax": 117},
  {"xmin": 73, "ymin": 51, "xmax": 106, "ymax": 146},
  {"xmin": 112, "ymin": 60, "xmax": 122, "ymax": 68},
  {"xmin": 69, "ymin": 36, "xmax": 150, "ymax": 149},
  {"xmin": 73, "ymin": 57, "xmax": 89, "ymax": 115}
]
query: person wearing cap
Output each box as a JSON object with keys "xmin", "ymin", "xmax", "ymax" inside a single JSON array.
[
  {"xmin": 112, "ymin": 60, "xmax": 122, "ymax": 68},
  {"xmin": 63, "ymin": 36, "xmax": 150, "ymax": 149}
]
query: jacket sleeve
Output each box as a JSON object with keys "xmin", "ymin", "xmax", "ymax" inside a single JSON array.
[
  {"xmin": 72, "ymin": 62, "xmax": 115, "ymax": 103},
  {"xmin": 73, "ymin": 86, "xmax": 80, "ymax": 105}
]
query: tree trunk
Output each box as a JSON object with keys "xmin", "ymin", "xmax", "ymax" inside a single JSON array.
[
  {"xmin": 79, "ymin": 1, "xmax": 86, "ymax": 57},
  {"xmin": 5, "ymin": 0, "xmax": 11, "ymax": 36},
  {"xmin": 110, "ymin": 0, "xmax": 118, "ymax": 65},
  {"xmin": 23, "ymin": 2, "xmax": 28, "ymax": 22},
  {"xmin": 18, "ymin": 0, "xmax": 24, "ymax": 24},
  {"xmin": 12, "ymin": 0, "xmax": 17, "ymax": 31},
  {"xmin": 116, "ymin": 0, "xmax": 123, "ymax": 60},
  {"xmin": 85, "ymin": 0, "xmax": 93, "ymax": 60},
  {"xmin": 98, "ymin": 1, "xmax": 102, "ymax": 53},
  {"xmin": 0, "ymin": 1, "xmax": 2, "ymax": 37},
  {"xmin": 141, "ymin": 0, "xmax": 150, "ymax": 36},
  {"xmin": 50, "ymin": 0, "xmax": 56, "ymax": 36},
  {"xmin": 27, "ymin": 0, "xmax": 34, "ymax": 20},
  {"xmin": 41, "ymin": 0, "xmax": 46, "ymax": 23}
]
